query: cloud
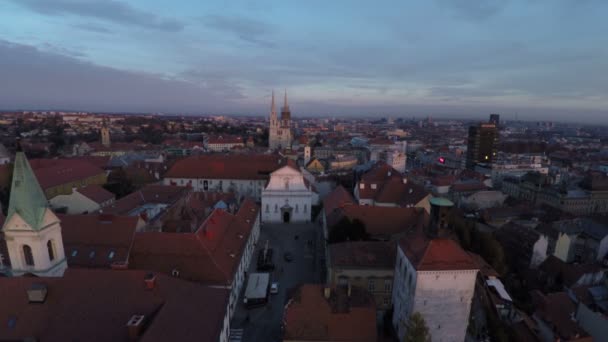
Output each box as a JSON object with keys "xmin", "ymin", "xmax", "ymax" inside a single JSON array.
[
  {"xmin": 14, "ymin": 0, "xmax": 184, "ymax": 31},
  {"xmin": 202, "ymin": 15, "xmax": 276, "ymax": 47},
  {"xmin": 0, "ymin": 40, "xmax": 243, "ymax": 113},
  {"xmin": 435, "ymin": 0, "xmax": 510, "ymax": 20},
  {"xmin": 71, "ymin": 22, "xmax": 113, "ymax": 34}
]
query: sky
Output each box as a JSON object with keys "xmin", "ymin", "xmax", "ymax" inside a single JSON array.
[{"xmin": 0, "ymin": 0, "xmax": 607, "ymax": 123}]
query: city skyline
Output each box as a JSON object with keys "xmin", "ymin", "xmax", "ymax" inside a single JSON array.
[{"xmin": 1, "ymin": 0, "xmax": 608, "ymax": 123}]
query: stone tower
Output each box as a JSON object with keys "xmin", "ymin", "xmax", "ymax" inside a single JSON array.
[
  {"xmin": 101, "ymin": 119, "xmax": 111, "ymax": 147},
  {"xmin": 2, "ymin": 149, "xmax": 67, "ymax": 277},
  {"xmin": 304, "ymin": 146, "xmax": 311, "ymax": 165}
]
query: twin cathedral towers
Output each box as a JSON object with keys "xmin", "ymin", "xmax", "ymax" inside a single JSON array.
[{"xmin": 268, "ymin": 90, "xmax": 293, "ymax": 150}]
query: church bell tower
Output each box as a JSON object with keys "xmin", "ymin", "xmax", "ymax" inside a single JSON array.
[{"xmin": 2, "ymin": 148, "xmax": 67, "ymax": 277}]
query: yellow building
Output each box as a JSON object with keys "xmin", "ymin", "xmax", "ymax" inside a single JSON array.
[{"xmin": 305, "ymin": 158, "xmax": 325, "ymax": 174}]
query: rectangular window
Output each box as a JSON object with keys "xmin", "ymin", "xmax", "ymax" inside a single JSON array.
[
  {"xmin": 384, "ymin": 280, "xmax": 392, "ymax": 292},
  {"xmin": 368, "ymin": 279, "xmax": 375, "ymax": 292}
]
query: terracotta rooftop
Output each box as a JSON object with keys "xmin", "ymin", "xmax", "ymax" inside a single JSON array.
[
  {"xmin": 399, "ymin": 238, "xmax": 478, "ymax": 271},
  {"xmin": 323, "ymin": 185, "xmax": 355, "ymax": 214},
  {"xmin": 329, "ymin": 205, "xmax": 424, "ymax": 238},
  {"xmin": 329, "ymin": 241, "xmax": 396, "ymax": 269},
  {"xmin": 165, "ymin": 154, "xmax": 282, "ymax": 180},
  {"xmin": 283, "ymin": 284, "xmax": 377, "ymax": 342},
  {"xmin": 129, "ymin": 198, "xmax": 259, "ymax": 285},
  {"xmin": 105, "ymin": 185, "xmax": 189, "ymax": 216},
  {"xmin": 207, "ymin": 135, "xmax": 244, "ymax": 145},
  {"xmin": 0, "ymin": 269, "xmax": 229, "ymax": 342},
  {"xmin": 29, "ymin": 158, "xmax": 106, "ymax": 191},
  {"xmin": 77, "ymin": 184, "xmax": 115, "ymax": 204},
  {"xmin": 60, "ymin": 214, "xmax": 141, "ymax": 268}
]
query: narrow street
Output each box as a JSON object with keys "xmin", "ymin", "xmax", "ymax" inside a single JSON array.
[{"xmin": 230, "ymin": 223, "xmax": 323, "ymax": 342}]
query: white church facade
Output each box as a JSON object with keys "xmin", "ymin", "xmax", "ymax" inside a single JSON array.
[{"xmin": 261, "ymin": 162, "xmax": 314, "ymax": 224}]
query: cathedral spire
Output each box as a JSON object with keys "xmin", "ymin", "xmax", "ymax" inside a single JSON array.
[
  {"xmin": 4, "ymin": 151, "xmax": 49, "ymax": 231},
  {"xmin": 283, "ymin": 89, "xmax": 289, "ymax": 111},
  {"xmin": 270, "ymin": 90, "xmax": 277, "ymax": 121}
]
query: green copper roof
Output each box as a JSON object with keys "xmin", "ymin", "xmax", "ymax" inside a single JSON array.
[
  {"xmin": 429, "ymin": 197, "xmax": 454, "ymax": 207},
  {"xmin": 3, "ymin": 152, "xmax": 49, "ymax": 231}
]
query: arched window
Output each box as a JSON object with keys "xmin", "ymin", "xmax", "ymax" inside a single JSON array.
[
  {"xmin": 265, "ymin": 204, "xmax": 270, "ymax": 213},
  {"xmin": 23, "ymin": 245, "xmax": 34, "ymax": 266},
  {"xmin": 274, "ymin": 204, "xmax": 278, "ymax": 213},
  {"xmin": 304, "ymin": 204, "xmax": 307, "ymax": 213},
  {"xmin": 295, "ymin": 204, "xmax": 299, "ymax": 213},
  {"xmin": 47, "ymin": 240, "xmax": 55, "ymax": 261}
]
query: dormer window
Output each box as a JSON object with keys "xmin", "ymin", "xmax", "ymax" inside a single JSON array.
[
  {"xmin": 371, "ymin": 184, "xmax": 377, "ymax": 189},
  {"xmin": 359, "ymin": 183, "xmax": 365, "ymax": 189}
]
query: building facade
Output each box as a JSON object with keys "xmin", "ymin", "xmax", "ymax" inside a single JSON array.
[
  {"xmin": 466, "ymin": 122, "xmax": 498, "ymax": 170},
  {"xmin": 268, "ymin": 91, "xmax": 293, "ymax": 150},
  {"xmin": 261, "ymin": 163, "xmax": 313, "ymax": 223}
]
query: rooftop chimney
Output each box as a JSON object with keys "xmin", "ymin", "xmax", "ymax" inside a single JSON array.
[
  {"xmin": 144, "ymin": 273, "xmax": 156, "ymax": 290},
  {"xmin": 27, "ymin": 283, "xmax": 48, "ymax": 303},
  {"xmin": 126, "ymin": 314, "xmax": 145, "ymax": 340}
]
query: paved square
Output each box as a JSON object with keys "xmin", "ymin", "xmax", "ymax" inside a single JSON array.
[{"xmin": 230, "ymin": 222, "xmax": 324, "ymax": 341}]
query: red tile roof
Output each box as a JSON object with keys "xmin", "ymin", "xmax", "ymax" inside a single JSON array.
[
  {"xmin": 375, "ymin": 178, "xmax": 429, "ymax": 206},
  {"xmin": 129, "ymin": 198, "xmax": 259, "ymax": 285},
  {"xmin": 283, "ymin": 284, "xmax": 377, "ymax": 342},
  {"xmin": 531, "ymin": 291, "xmax": 590, "ymax": 340},
  {"xmin": 0, "ymin": 269, "xmax": 229, "ymax": 342},
  {"xmin": 399, "ymin": 238, "xmax": 478, "ymax": 271},
  {"xmin": 329, "ymin": 241, "xmax": 396, "ymax": 269},
  {"xmin": 324, "ymin": 185, "xmax": 356, "ymax": 215},
  {"xmin": 105, "ymin": 185, "xmax": 189, "ymax": 216},
  {"xmin": 329, "ymin": 205, "xmax": 424, "ymax": 238},
  {"xmin": 29, "ymin": 158, "xmax": 106, "ymax": 190},
  {"xmin": 77, "ymin": 184, "xmax": 115, "ymax": 204},
  {"xmin": 165, "ymin": 154, "xmax": 282, "ymax": 180},
  {"xmin": 60, "ymin": 214, "xmax": 140, "ymax": 268},
  {"xmin": 68, "ymin": 156, "xmax": 110, "ymax": 169},
  {"xmin": 207, "ymin": 135, "xmax": 244, "ymax": 145}
]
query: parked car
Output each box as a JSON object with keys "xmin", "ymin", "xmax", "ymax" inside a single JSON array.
[{"xmin": 270, "ymin": 282, "xmax": 279, "ymax": 294}]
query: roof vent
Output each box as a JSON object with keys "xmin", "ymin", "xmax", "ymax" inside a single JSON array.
[
  {"xmin": 126, "ymin": 314, "xmax": 145, "ymax": 340},
  {"xmin": 27, "ymin": 283, "xmax": 48, "ymax": 303}
]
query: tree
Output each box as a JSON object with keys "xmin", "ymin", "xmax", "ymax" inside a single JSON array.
[
  {"xmin": 328, "ymin": 217, "xmax": 369, "ymax": 243},
  {"xmin": 103, "ymin": 168, "xmax": 135, "ymax": 199},
  {"xmin": 403, "ymin": 312, "xmax": 431, "ymax": 342}
]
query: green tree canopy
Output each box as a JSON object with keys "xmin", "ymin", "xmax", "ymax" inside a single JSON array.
[{"xmin": 404, "ymin": 312, "xmax": 431, "ymax": 342}]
